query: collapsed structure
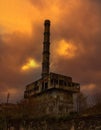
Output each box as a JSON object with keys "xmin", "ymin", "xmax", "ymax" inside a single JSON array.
[{"xmin": 24, "ymin": 20, "xmax": 80, "ymax": 116}]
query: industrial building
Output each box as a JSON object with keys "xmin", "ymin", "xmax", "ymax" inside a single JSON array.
[{"xmin": 24, "ymin": 20, "xmax": 80, "ymax": 115}]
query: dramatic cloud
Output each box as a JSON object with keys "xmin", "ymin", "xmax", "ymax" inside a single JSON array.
[
  {"xmin": 0, "ymin": 0, "xmax": 101, "ymax": 102},
  {"xmin": 21, "ymin": 58, "xmax": 40, "ymax": 71}
]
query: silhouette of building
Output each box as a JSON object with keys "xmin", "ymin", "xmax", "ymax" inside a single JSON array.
[{"xmin": 24, "ymin": 20, "xmax": 80, "ymax": 115}]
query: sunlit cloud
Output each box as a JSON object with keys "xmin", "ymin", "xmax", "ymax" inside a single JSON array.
[
  {"xmin": 0, "ymin": 0, "xmax": 101, "ymax": 102},
  {"xmin": 0, "ymin": 0, "xmax": 36, "ymax": 34},
  {"xmin": 56, "ymin": 39, "xmax": 77, "ymax": 58},
  {"xmin": 82, "ymin": 84, "xmax": 96, "ymax": 93},
  {"xmin": 21, "ymin": 58, "xmax": 40, "ymax": 71},
  {"xmin": 0, "ymin": 0, "xmax": 62, "ymax": 35}
]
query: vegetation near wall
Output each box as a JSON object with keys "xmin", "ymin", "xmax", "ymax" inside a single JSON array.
[
  {"xmin": 0, "ymin": 93, "xmax": 101, "ymax": 120},
  {"xmin": 0, "ymin": 93, "xmax": 101, "ymax": 129}
]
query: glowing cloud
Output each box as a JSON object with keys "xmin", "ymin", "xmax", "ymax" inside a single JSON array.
[
  {"xmin": 21, "ymin": 58, "xmax": 40, "ymax": 71},
  {"xmin": 81, "ymin": 84, "xmax": 96, "ymax": 93},
  {"xmin": 0, "ymin": 0, "xmax": 101, "ymax": 101},
  {"xmin": 56, "ymin": 39, "xmax": 77, "ymax": 58},
  {"xmin": 0, "ymin": 0, "xmax": 36, "ymax": 34}
]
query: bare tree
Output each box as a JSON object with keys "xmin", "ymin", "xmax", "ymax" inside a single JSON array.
[
  {"xmin": 76, "ymin": 92, "xmax": 88, "ymax": 113},
  {"xmin": 88, "ymin": 93, "xmax": 101, "ymax": 114}
]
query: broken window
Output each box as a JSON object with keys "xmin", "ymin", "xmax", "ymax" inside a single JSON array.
[
  {"xmin": 54, "ymin": 79, "xmax": 58, "ymax": 84},
  {"xmin": 42, "ymin": 82, "xmax": 44, "ymax": 91},
  {"xmin": 64, "ymin": 81, "xmax": 67, "ymax": 86},
  {"xmin": 45, "ymin": 82, "xmax": 48, "ymax": 89},
  {"xmin": 42, "ymin": 82, "xmax": 48, "ymax": 91},
  {"xmin": 34, "ymin": 86, "xmax": 39, "ymax": 91},
  {"xmin": 68, "ymin": 82, "xmax": 72, "ymax": 87},
  {"xmin": 59, "ymin": 80, "xmax": 64, "ymax": 86}
]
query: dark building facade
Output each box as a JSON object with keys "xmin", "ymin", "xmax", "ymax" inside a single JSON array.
[{"xmin": 24, "ymin": 20, "xmax": 80, "ymax": 115}]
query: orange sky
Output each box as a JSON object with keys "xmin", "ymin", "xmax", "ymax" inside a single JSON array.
[
  {"xmin": 0, "ymin": 0, "xmax": 63, "ymax": 34},
  {"xmin": 0, "ymin": 0, "xmax": 101, "ymax": 102}
]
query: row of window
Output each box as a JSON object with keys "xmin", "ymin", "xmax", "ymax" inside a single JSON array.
[
  {"xmin": 25, "ymin": 80, "xmax": 79, "ymax": 97},
  {"xmin": 50, "ymin": 79, "xmax": 78, "ymax": 87},
  {"xmin": 25, "ymin": 82, "xmax": 48, "ymax": 96},
  {"xmin": 42, "ymin": 82, "xmax": 48, "ymax": 91}
]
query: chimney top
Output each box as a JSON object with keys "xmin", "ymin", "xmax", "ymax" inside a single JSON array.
[{"xmin": 44, "ymin": 20, "xmax": 50, "ymax": 25}]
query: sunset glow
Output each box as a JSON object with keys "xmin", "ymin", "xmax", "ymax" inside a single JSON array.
[
  {"xmin": 0, "ymin": 0, "xmax": 101, "ymax": 101},
  {"xmin": 57, "ymin": 40, "xmax": 77, "ymax": 58},
  {"xmin": 0, "ymin": 0, "xmax": 61, "ymax": 34},
  {"xmin": 0, "ymin": 0, "xmax": 35, "ymax": 34},
  {"xmin": 21, "ymin": 58, "xmax": 40, "ymax": 71}
]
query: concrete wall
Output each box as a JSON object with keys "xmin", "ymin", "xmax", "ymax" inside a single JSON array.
[{"xmin": 32, "ymin": 90, "xmax": 73, "ymax": 116}]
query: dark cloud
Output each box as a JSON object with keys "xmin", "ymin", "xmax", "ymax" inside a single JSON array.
[
  {"xmin": 0, "ymin": 0, "xmax": 101, "ymax": 102},
  {"xmin": 50, "ymin": 0, "xmax": 101, "ymax": 94},
  {"xmin": 0, "ymin": 26, "xmax": 42, "ymax": 102}
]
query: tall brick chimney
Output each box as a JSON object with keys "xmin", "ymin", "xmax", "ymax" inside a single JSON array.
[{"xmin": 42, "ymin": 20, "xmax": 50, "ymax": 78}]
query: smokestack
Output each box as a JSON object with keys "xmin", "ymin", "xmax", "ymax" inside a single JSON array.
[{"xmin": 42, "ymin": 20, "xmax": 50, "ymax": 78}]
